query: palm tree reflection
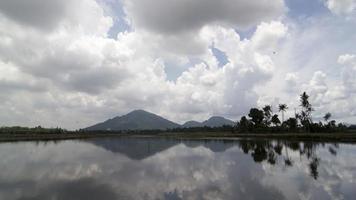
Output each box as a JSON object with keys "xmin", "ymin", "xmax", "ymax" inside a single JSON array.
[{"xmin": 237, "ymin": 139, "xmax": 338, "ymax": 180}]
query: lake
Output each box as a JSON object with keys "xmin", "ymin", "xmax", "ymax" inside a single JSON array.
[{"xmin": 0, "ymin": 137, "xmax": 355, "ymax": 200}]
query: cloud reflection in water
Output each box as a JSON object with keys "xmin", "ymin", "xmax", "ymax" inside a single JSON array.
[{"xmin": 0, "ymin": 138, "xmax": 355, "ymax": 200}]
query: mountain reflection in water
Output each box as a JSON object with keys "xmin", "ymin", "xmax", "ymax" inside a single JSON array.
[{"xmin": 0, "ymin": 137, "xmax": 355, "ymax": 200}]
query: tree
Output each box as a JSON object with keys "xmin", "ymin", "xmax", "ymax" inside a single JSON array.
[
  {"xmin": 248, "ymin": 108, "xmax": 264, "ymax": 125},
  {"xmin": 271, "ymin": 114, "xmax": 281, "ymax": 126},
  {"xmin": 284, "ymin": 117, "xmax": 298, "ymax": 131},
  {"xmin": 238, "ymin": 116, "xmax": 251, "ymax": 132},
  {"xmin": 323, "ymin": 112, "xmax": 331, "ymax": 123},
  {"xmin": 263, "ymin": 105, "xmax": 273, "ymax": 126},
  {"xmin": 329, "ymin": 120, "xmax": 336, "ymax": 129},
  {"xmin": 299, "ymin": 92, "xmax": 313, "ymax": 132},
  {"xmin": 278, "ymin": 104, "xmax": 288, "ymax": 122}
]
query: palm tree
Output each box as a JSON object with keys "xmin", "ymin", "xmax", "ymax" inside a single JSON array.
[
  {"xmin": 323, "ymin": 112, "xmax": 331, "ymax": 123},
  {"xmin": 263, "ymin": 105, "xmax": 272, "ymax": 126},
  {"xmin": 271, "ymin": 114, "xmax": 281, "ymax": 126},
  {"xmin": 278, "ymin": 104, "xmax": 288, "ymax": 122},
  {"xmin": 299, "ymin": 92, "xmax": 313, "ymax": 132}
]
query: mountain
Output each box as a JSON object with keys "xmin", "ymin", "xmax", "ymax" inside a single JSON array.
[
  {"xmin": 182, "ymin": 120, "xmax": 202, "ymax": 128},
  {"xmin": 85, "ymin": 110, "xmax": 180, "ymax": 131},
  {"xmin": 349, "ymin": 124, "xmax": 356, "ymax": 129},
  {"xmin": 182, "ymin": 116, "xmax": 235, "ymax": 128},
  {"xmin": 202, "ymin": 116, "xmax": 235, "ymax": 127}
]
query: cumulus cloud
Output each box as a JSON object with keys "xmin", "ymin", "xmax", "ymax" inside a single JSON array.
[
  {"xmin": 0, "ymin": 0, "xmax": 70, "ymax": 31},
  {"xmin": 288, "ymin": 55, "xmax": 356, "ymax": 121},
  {"xmin": 0, "ymin": 0, "xmax": 291, "ymax": 128},
  {"xmin": 284, "ymin": 73, "xmax": 298, "ymax": 93},
  {"xmin": 0, "ymin": 0, "xmax": 113, "ymax": 34},
  {"xmin": 123, "ymin": 0, "xmax": 285, "ymax": 34},
  {"xmin": 305, "ymin": 71, "xmax": 328, "ymax": 107},
  {"xmin": 338, "ymin": 54, "xmax": 356, "ymax": 93},
  {"xmin": 166, "ymin": 22, "xmax": 288, "ymax": 120},
  {"xmin": 0, "ymin": 0, "xmax": 355, "ymax": 128},
  {"xmin": 325, "ymin": 0, "xmax": 356, "ymax": 15}
]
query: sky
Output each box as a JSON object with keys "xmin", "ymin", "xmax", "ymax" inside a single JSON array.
[{"xmin": 0, "ymin": 0, "xmax": 356, "ymax": 129}]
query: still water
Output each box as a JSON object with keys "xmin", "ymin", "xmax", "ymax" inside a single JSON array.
[{"xmin": 0, "ymin": 137, "xmax": 355, "ymax": 200}]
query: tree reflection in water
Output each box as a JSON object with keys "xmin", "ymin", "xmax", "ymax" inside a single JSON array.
[
  {"xmin": 91, "ymin": 137, "xmax": 341, "ymax": 181},
  {"xmin": 236, "ymin": 139, "xmax": 339, "ymax": 180},
  {"xmin": 1, "ymin": 138, "xmax": 354, "ymax": 200}
]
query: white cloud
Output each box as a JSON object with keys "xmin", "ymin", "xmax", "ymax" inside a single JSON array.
[
  {"xmin": 167, "ymin": 22, "xmax": 288, "ymax": 120},
  {"xmin": 0, "ymin": 0, "xmax": 291, "ymax": 129},
  {"xmin": 0, "ymin": 0, "xmax": 356, "ymax": 128},
  {"xmin": 284, "ymin": 73, "xmax": 298, "ymax": 93},
  {"xmin": 338, "ymin": 54, "xmax": 356, "ymax": 65},
  {"xmin": 339, "ymin": 54, "xmax": 356, "ymax": 93},
  {"xmin": 325, "ymin": 0, "xmax": 356, "ymax": 15},
  {"xmin": 289, "ymin": 56, "xmax": 356, "ymax": 121}
]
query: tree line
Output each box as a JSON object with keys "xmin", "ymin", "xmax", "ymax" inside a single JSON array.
[
  {"xmin": 0, "ymin": 126, "xmax": 68, "ymax": 134},
  {"xmin": 236, "ymin": 92, "xmax": 348, "ymax": 133}
]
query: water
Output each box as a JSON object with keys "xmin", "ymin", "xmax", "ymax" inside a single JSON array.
[{"xmin": 0, "ymin": 137, "xmax": 356, "ymax": 200}]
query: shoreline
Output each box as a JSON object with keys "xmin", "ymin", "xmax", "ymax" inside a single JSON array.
[{"xmin": 1, "ymin": 132, "xmax": 356, "ymax": 143}]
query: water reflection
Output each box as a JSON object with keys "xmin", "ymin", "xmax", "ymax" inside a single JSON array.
[
  {"xmin": 237, "ymin": 140, "xmax": 337, "ymax": 180},
  {"xmin": 0, "ymin": 137, "xmax": 355, "ymax": 200}
]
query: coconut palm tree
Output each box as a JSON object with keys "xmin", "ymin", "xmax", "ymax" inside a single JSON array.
[
  {"xmin": 263, "ymin": 105, "xmax": 272, "ymax": 126},
  {"xmin": 278, "ymin": 104, "xmax": 288, "ymax": 122},
  {"xmin": 299, "ymin": 92, "xmax": 313, "ymax": 132},
  {"xmin": 323, "ymin": 112, "xmax": 331, "ymax": 123}
]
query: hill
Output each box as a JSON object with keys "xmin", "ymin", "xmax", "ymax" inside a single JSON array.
[
  {"xmin": 182, "ymin": 116, "xmax": 235, "ymax": 128},
  {"xmin": 85, "ymin": 110, "xmax": 180, "ymax": 131}
]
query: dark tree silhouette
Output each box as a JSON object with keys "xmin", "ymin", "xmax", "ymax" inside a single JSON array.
[
  {"xmin": 299, "ymin": 92, "xmax": 313, "ymax": 132},
  {"xmin": 248, "ymin": 108, "xmax": 264, "ymax": 125},
  {"xmin": 271, "ymin": 114, "xmax": 281, "ymax": 126},
  {"xmin": 284, "ymin": 117, "xmax": 298, "ymax": 131},
  {"xmin": 323, "ymin": 112, "xmax": 331, "ymax": 122},
  {"xmin": 238, "ymin": 116, "xmax": 251, "ymax": 132},
  {"xmin": 263, "ymin": 105, "xmax": 273, "ymax": 126}
]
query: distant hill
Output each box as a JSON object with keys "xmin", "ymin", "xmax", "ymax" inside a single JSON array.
[
  {"xmin": 182, "ymin": 116, "xmax": 235, "ymax": 128},
  {"xmin": 202, "ymin": 116, "xmax": 235, "ymax": 127},
  {"xmin": 182, "ymin": 120, "xmax": 202, "ymax": 128},
  {"xmin": 349, "ymin": 124, "xmax": 356, "ymax": 129},
  {"xmin": 85, "ymin": 110, "xmax": 180, "ymax": 131}
]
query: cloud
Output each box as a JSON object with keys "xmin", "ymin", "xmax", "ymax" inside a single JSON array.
[
  {"xmin": 284, "ymin": 73, "xmax": 299, "ymax": 93},
  {"xmin": 0, "ymin": 0, "xmax": 69, "ymax": 31},
  {"xmin": 2, "ymin": 139, "xmax": 355, "ymax": 200},
  {"xmin": 165, "ymin": 22, "xmax": 288, "ymax": 120},
  {"xmin": 0, "ymin": 0, "xmax": 113, "ymax": 34},
  {"xmin": 290, "ymin": 56, "xmax": 356, "ymax": 120},
  {"xmin": 0, "ymin": 0, "xmax": 356, "ymax": 128},
  {"xmin": 1, "ymin": 1, "xmax": 290, "ymax": 128},
  {"xmin": 338, "ymin": 54, "xmax": 356, "ymax": 65},
  {"xmin": 339, "ymin": 54, "xmax": 356, "ymax": 93},
  {"xmin": 123, "ymin": 0, "xmax": 285, "ymax": 34},
  {"xmin": 0, "ymin": 140, "xmax": 288, "ymax": 200},
  {"xmin": 325, "ymin": 0, "xmax": 356, "ymax": 15}
]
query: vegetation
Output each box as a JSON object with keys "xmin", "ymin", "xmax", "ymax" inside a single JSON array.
[
  {"xmin": 278, "ymin": 104, "xmax": 288, "ymax": 122},
  {"xmin": 236, "ymin": 91, "xmax": 348, "ymax": 133},
  {"xmin": 0, "ymin": 126, "xmax": 68, "ymax": 134}
]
